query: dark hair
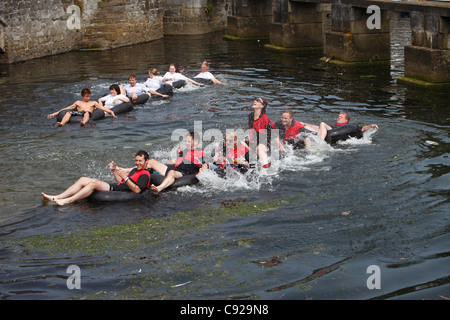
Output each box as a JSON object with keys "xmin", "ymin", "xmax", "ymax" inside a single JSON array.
[
  {"xmin": 128, "ymin": 74, "xmax": 137, "ymax": 80},
  {"xmin": 149, "ymin": 68, "xmax": 159, "ymax": 75},
  {"xmin": 81, "ymin": 88, "xmax": 91, "ymax": 97},
  {"xmin": 135, "ymin": 150, "xmax": 149, "ymax": 160},
  {"xmin": 188, "ymin": 131, "xmax": 200, "ymax": 142},
  {"xmin": 109, "ymin": 84, "xmax": 121, "ymax": 94}
]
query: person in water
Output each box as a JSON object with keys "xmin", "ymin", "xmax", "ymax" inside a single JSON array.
[
  {"xmin": 271, "ymin": 109, "xmax": 311, "ymax": 151},
  {"xmin": 193, "ymin": 61, "xmax": 224, "ymax": 85},
  {"xmin": 47, "ymin": 87, "xmax": 116, "ymax": 126},
  {"xmin": 146, "ymin": 131, "xmax": 205, "ymax": 194},
  {"xmin": 124, "ymin": 74, "xmax": 169, "ymax": 103},
  {"xmin": 163, "ymin": 63, "xmax": 205, "ymax": 88},
  {"xmin": 41, "ymin": 150, "xmax": 151, "ymax": 205},
  {"xmin": 200, "ymin": 131, "xmax": 249, "ymax": 174},
  {"xmin": 144, "ymin": 68, "xmax": 173, "ymax": 96},
  {"xmin": 98, "ymin": 84, "xmax": 130, "ymax": 110},
  {"xmin": 302, "ymin": 111, "xmax": 379, "ymax": 143},
  {"xmin": 248, "ymin": 97, "xmax": 271, "ymax": 168}
]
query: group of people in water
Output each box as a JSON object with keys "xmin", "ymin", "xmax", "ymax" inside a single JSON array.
[
  {"xmin": 42, "ymin": 85, "xmax": 379, "ymax": 205},
  {"xmin": 46, "ymin": 61, "xmax": 224, "ymax": 126}
]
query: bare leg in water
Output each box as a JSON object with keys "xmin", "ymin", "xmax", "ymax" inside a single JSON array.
[{"xmin": 41, "ymin": 177, "xmax": 110, "ymax": 205}]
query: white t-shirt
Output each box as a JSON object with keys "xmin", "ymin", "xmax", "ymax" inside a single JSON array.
[
  {"xmin": 144, "ymin": 76, "xmax": 164, "ymax": 91},
  {"xmin": 124, "ymin": 83, "xmax": 148, "ymax": 96},
  {"xmin": 163, "ymin": 72, "xmax": 188, "ymax": 81},
  {"xmin": 194, "ymin": 71, "xmax": 215, "ymax": 80},
  {"xmin": 101, "ymin": 94, "xmax": 128, "ymax": 107}
]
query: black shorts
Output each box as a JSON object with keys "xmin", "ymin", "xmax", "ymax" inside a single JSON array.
[
  {"xmin": 164, "ymin": 164, "xmax": 189, "ymax": 177},
  {"xmin": 69, "ymin": 110, "xmax": 92, "ymax": 117},
  {"xmin": 109, "ymin": 183, "xmax": 130, "ymax": 192}
]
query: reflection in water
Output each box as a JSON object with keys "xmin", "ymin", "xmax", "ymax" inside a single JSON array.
[{"xmin": 0, "ymin": 16, "xmax": 449, "ymax": 300}]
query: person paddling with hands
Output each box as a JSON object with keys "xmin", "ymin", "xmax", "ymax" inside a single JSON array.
[
  {"xmin": 41, "ymin": 150, "xmax": 150, "ymax": 205},
  {"xmin": 47, "ymin": 87, "xmax": 116, "ymax": 126}
]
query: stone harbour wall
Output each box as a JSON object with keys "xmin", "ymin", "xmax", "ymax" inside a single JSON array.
[{"xmin": 0, "ymin": 0, "xmax": 229, "ymax": 64}]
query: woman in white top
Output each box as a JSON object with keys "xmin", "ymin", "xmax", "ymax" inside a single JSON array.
[
  {"xmin": 125, "ymin": 74, "xmax": 169, "ymax": 104},
  {"xmin": 145, "ymin": 68, "xmax": 173, "ymax": 96},
  {"xmin": 99, "ymin": 84, "xmax": 130, "ymax": 109},
  {"xmin": 163, "ymin": 63, "xmax": 204, "ymax": 88},
  {"xmin": 194, "ymin": 61, "xmax": 224, "ymax": 85}
]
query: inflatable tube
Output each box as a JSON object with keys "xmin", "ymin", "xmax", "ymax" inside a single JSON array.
[
  {"xmin": 155, "ymin": 84, "xmax": 173, "ymax": 96},
  {"xmin": 90, "ymin": 189, "xmax": 147, "ymax": 202},
  {"xmin": 193, "ymin": 77, "xmax": 212, "ymax": 85},
  {"xmin": 131, "ymin": 93, "xmax": 150, "ymax": 105},
  {"xmin": 56, "ymin": 108, "xmax": 105, "ymax": 123},
  {"xmin": 110, "ymin": 101, "xmax": 133, "ymax": 115},
  {"xmin": 89, "ymin": 173, "xmax": 199, "ymax": 202},
  {"xmin": 325, "ymin": 124, "xmax": 363, "ymax": 144},
  {"xmin": 149, "ymin": 173, "xmax": 199, "ymax": 188},
  {"xmin": 172, "ymin": 80, "xmax": 186, "ymax": 89}
]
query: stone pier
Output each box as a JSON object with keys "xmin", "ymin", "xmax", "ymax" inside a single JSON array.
[
  {"xmin": 266, "ymin": 0, "xmax": 324, "ymax": 51},
  {"xmin": 224, "ymin": 0, "xmax": 272, "ymax": 40},
  {"xmin": 325, "ymin": 4, "xmax": 390, "ymax": 63},
  {"xmin": 400, "ymin": 12, "xmax": 450, "ymax": 85}
]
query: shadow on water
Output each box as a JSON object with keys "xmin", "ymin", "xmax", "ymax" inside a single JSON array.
[{"xmin": 0, "ymin": 21, "xmax": 449, "ymax": 300}]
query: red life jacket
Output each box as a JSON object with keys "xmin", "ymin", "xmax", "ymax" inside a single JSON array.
[
  {"xmin": 216, "ymin": 144, "xmax": 248, "ymax": 168},
  {"xmin": 272, "ymin": 120, "xmax": 304, "ymax": 142},
  {"xmin": 336, "ymin": 121, "xmax": 349, "ymax": 126},
  {"xmin": 120, "ymin": 168, "xmax": 151, "ymax": 190},
  {"xmin": 249, "ymin": 113, "xmax": 271, "ymax": 142},
  {"xmin": 175, "ymin": 149, "xmax": 205, "ymax": 168}
]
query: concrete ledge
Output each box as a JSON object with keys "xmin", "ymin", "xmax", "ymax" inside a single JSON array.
[
  {"xmin": 265, "ymin": 43, "xmax": 322, "ymax": 52},
  {"xmin": 223, "ymin": 34, "xmax": 267, "ymax": 41},
  {"xmin": 397, "ymin": 76, "xmax": 450, "ymax": 87},
  {"xmin": 320, "ymin": 56, "xmax": 390, "ymax": 66},
  {"xmin": 404, "ymin": 45, "xmax": 450, "ymax": 83}
]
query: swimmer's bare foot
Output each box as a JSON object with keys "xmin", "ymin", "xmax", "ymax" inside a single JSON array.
[
  {"xmin": 41, "ymin": 192, "xmax": 56, "ymax": 202},
  {"xmin": 54, "ymin": 199, "xmax": 68, "ymax": 206},
  {"xmin": 150, "ymin": 184, "xmax": 160, "ymax": 194},
  {"xmin": 56, "ymin": 122, "xmax": 62, "ymax": 127},
  {"xmin": 80, "ymin": 121, "xmax": 85, "ymax": 127}
]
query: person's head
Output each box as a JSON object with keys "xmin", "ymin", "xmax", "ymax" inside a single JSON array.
[
  {"xmin": 109, "ymin": 84, "xmax": 121, "ymax": 96},
  {"xmin": 186, "ymin": 131, "xmax": 200, "ymax": 150},
  {"xmin": 201, "ymin": 61, "xmax": 209, "ymax": 72},
  {"xmin": 148, "ymin": 68, "xmax": 159, "ymax": 78},
  {"xmin": 168, "ymin": 64, "xmax": 178, "ymax": 74},
  {"xmin": 337, "ymin": 111, "xmax": 350, "ymax": 124},
  {"xmin": 81, "ymin": 88, "xmax": 91, "ymax": 101},
  {"xmin": 225, "ymin": 131, "xmax": 238, "ymax": 148},
  {"xmin": 252, "ymin": 97, "xmax": 268, "ymax": 114},
  {"xmin": 128, "ymin": 74, "xmax": 137, "ymax": 86},
  {"xmin": 135, "ymin": 150, "xmax": 149, "ymax": 170},
  {"xmin": 281, "ymin": 109, "xmax": 294, "ymax": 127}
]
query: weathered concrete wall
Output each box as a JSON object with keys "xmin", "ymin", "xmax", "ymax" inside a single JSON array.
[
  {"xmin": 79, "ymin": 0, "xmax": 165, "ymax": 50},
  {"xmin": 0, "ymin": 0, "xmax": 92, "ymax": 63},
  {"xmin": 163, "ymin": 0, "xmax": 228, "ymax": 35},
  {"xmin": 226, "ymin": 0, "xmax": 272, "ymax": 39},
  {"xmin": 0, "ymin": 0, "xmax": 228, "ymax": 64}
]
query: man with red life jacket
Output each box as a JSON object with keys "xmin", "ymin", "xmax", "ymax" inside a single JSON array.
[
  {"xmin": 147, "ymin": 131, "xmax": 205, "ymax": 194},
  {"xmin": 302, "ymin": 111, "xmax": 379, "ymax": 144},
  {"xmin": 271, "ymin": 109, "xmax": 310, "ymax": 152},
  {"xmin": 41, "ymin": 150, "xmax": 150, "ymax": 205}
]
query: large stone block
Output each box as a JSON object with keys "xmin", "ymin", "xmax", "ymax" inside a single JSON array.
[
  {"xmin": 325, "ymin": 31, "xmax": 390, "ymax": 62},
  {"xmin": 404, "ymin": 45, "xmax": 450, "ymax": 83},
  {"xmin": 269, "ymin": 22, "xmax": 323, "ymax": 48},
  {"xmin": 226, "ymin": 15, "xmax": 271, "ymax": 38}
]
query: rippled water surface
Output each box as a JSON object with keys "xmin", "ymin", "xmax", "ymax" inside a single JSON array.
[{"xmin": 0, "ymin": 17, "xmax": 449, "ymax": 300}]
